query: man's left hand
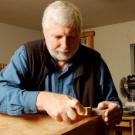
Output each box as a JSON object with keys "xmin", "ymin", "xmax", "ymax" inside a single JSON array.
[{"xmin": 97, "ymin": 101, "xmax": 122, "ymax": 126}]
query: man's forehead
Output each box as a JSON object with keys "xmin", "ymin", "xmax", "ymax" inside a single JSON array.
[
  {"xmin": 47, "ymin": 21, "xmax": 78, "ymax": 34},
  {"xmin": 46, "ymin": 18, "xmax": 78, "ymax": 30}
]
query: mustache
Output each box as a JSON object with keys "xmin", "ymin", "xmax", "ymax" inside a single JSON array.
[{"xmin": 59, "ymin": 50, "xmax": 71, "ymax": 53}]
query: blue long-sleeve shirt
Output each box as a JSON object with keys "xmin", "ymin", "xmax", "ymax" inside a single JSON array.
[{"xmin": 0, "ymin": 45, "xmax": 121, "ymax": 115}]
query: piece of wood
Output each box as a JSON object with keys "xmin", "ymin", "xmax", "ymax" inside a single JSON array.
[{"xmin": 0, "ymin": 113, "xmax": 105, "ymax": 135}]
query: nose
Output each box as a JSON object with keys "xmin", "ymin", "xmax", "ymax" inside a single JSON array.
[{"xmin": 61, "ymin": 37, "xmax": 68, "ymax": 50}]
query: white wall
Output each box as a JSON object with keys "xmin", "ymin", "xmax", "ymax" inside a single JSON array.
[
  {"xmin": 0, "ymin": 23, "xmax": 43, "ymax": 63},
  {"xmin": 89, "ymin": 20, "xmax": 135, "ymax": 102}
]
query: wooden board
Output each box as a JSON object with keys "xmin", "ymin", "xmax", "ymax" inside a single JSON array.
[{"xmin": 0, "ymin": 114, "xmax": 105, "ymax": 135}]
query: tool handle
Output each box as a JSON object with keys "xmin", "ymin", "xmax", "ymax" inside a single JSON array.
[{"xmin": 84, "ymin": 107, "xmax": 105, "ymax": 116}]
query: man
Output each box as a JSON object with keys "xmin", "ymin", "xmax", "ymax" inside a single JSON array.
[{"xmin": 0, "ymin": 0, "xmax": 122, "ymax": 126}]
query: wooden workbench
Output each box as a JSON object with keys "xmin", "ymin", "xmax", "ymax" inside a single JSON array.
[{"xmin": 0, "ymin": 113, "xmax": 106, "ymax": 135}]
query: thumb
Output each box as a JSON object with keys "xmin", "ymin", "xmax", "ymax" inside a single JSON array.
[
  {"xmin": 75, "ymin": 103, "xmax": 86, "ymax": 115},
  {"xmin": 97, "ymin": 101, "xmax": 108, "ymax": 110},
  {"xmin": 67, "ymin": 98, "xmax": 86, "ymax": 115}
]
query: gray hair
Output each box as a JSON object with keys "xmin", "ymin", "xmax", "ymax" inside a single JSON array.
[{"xmin": 42, "ymin": 0, "xmax": 82, "ymax": 32}]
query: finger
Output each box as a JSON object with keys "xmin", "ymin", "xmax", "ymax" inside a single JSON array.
[
  {"xmin": 97, "ymin": 101, "xmax": 108, "ymax": 110},
  {"xmin": 105, "ymin": 116, "xmax": 122, "ymax": 126},
  {"xmin": 97, "ymin": 101, "xmax": 122, "ymax": 126},
  {"xmin": 67, "ymin": 98, "xmax": 86, "ymax": 115},
  {"xmin": 67, "ymin": 107, "xmax": 78, "ymax": 121},
  {"xmin": 103, "ymin": 109, "xmax": 122, "ymax": 126},
  {"xmin": 61, "ymin": 111, "xmax": 71, "ymax": 122},
  {"xmin": 53, "ymin": 113, "xmax": 63, "ymax": 122},
  {"xmin": 105, "ymin": 111, "xmax": 122, "ymax": 123},
  {"xmin": 104, "ymin": 106, "xmax": 122, "ymax": 117},
  {"xmin": 98, "ymin": 101, "xmax": 121, "ymax": 116}
]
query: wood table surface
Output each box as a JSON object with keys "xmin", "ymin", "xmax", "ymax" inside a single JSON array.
[{"xmin": 0, "ymin": 113, "xmax": 105, "ymax": 135}]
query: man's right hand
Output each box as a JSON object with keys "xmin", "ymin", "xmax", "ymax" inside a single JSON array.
[{"xmin": 36, "ymin": 91, "xmax": 86, "ymax": 122}]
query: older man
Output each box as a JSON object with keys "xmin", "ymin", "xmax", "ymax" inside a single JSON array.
[{"xmin": 0, "ymin": 1, "xmax": 122, "ymax": 126}]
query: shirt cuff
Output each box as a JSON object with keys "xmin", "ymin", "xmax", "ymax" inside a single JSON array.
[{"xmin": 22, "ymin": 91, "xmax": 39, "ymax": 114}]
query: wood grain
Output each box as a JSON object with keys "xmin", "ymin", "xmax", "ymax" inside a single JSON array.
[{"xmin": 0, "ymin": 114, "xmax": 104, "ymax": 135}]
